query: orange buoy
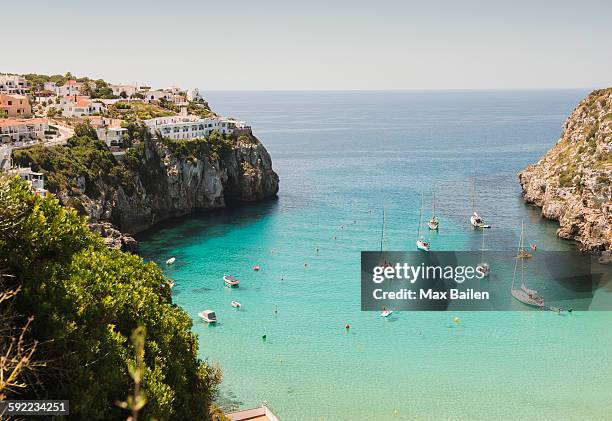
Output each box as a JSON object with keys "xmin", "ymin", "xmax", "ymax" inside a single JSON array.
[{"xmin": 345, "ymin": 324, "xmax": 350, "ymax": 330}]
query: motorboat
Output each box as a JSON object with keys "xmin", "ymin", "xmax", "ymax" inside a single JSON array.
[
  {"xmin": 231, "ymin": 300, "xmax": 242, "ymax": 309},
  {"xmin": 198, "ymin": 310, "xmax": 217, "ymax": 323},
  {"xmin": 223, "ymin": 274, "xmax": 240, "ymax": 287},
  {"xmin": 166, "ymin": 257, "xmax": 176, "ymax": 265}
]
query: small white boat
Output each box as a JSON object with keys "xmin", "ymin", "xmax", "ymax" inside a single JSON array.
[
  {"xmin": 416, "ymin": 238, "xmax": 430, "ymax": 251},
  {"xmin": 231, "ymin": 300, "xmax": 242, "ymax": 309},
  {"xmin": 476, "ymin": 262, "xmax": 490, "ymax": 277},
  {"xmin": 198, "ymin": 310, "xmax": 217, "ymax": 323},
  {"xmin": 470, "ymin": 212, "xmax": 490, "ymax": 229},
  {"xmin": 511, "ymin": 288, "xmax": 544, "ymax": 308},
  {"xmin": 166, "ymin": 257, "xmax": 176, "ymax": 265},
  {"xmin": 223, "ymin": 274, "xmax": 240, "ymax": 287},
  {"xmin": 381, "ymin": 309, "xmax": 393, "ymax": 318},
  {"xmin": 427, "ymin": 218, "xmax": 439, "ymax": 230}
]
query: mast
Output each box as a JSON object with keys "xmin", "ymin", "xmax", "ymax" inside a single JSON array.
[
  {"xmin": 432, "ymin": 191, "xmax": 436, "ymax": 218},
  {"xmin": 417, "ymin": 193, "xmax": 423, "ymax": 238},
  {"xmin": 511, "ymin": 221, "xmax": 522, "ymax": 290},
  {"xmin": 471, "ymin": 176, "xmax": 476, "ymax": 213},
  {"xmin": 520, "ymin": 220, "xmax": 525, "ymax": 286},
  {"xmin": 380, "ymin": 207, "xmax": 386, "ymax": 253},
  {"xmin": 480, "ymin": 228, "xmax": 485, "ymax": 262}
]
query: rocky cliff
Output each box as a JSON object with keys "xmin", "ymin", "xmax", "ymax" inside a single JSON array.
[
  {"xmin": 518, "ymin": 88, "xmax": 611, "ymax": 260},
  {"xmin": 81, "ymin": 133, "xmax": 278, "ymax": 235}
]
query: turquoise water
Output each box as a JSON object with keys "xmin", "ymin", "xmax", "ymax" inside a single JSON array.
[{"xmin": 138, "ymin": 91, "xmax": 612, "ymax": 420}]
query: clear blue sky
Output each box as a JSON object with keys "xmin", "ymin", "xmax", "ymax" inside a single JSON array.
[{"xmin": 2, "ymin": 0, "xmax": 611, "ymax": 90}]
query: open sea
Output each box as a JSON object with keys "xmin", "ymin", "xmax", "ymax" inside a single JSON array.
[{"xmin": 138, "ymin": 90, "xmax": 612, "ymax": 420}]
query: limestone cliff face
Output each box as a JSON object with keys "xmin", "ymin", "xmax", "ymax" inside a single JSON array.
[
  {"xmin": 518, "ymin": 88, "xmax": 611, "ymax": 258},
  {"xmin": 59, "ymin": 133, "xmax": 279, "ymax": 236}
]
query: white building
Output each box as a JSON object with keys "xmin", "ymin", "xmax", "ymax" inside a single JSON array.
[
  {"xmin": 59, "ymin": 80, "xmax": 84, "ymax": 97},
  {"xmin": 43, "ymin": 81, "xmax": 59, "ymax": 94},
  {"xmin": 0, "ymin": 118, "xmax": 50, "ymax": 144},
  {"xmin": 186, "ymin": 88, "xmax": 204, "ymax": 102},
  {"xmin": 143, "ymin": 90, "xmax": 171, "ymax": 102},
  {"xmin": 110, "ymin": 84, "xmax": 137, "ymax": 98},
  {"xmin": 10, "ymin": 167, "xmax": 48, "ymax": 197},
  {"xmin": 0, "ymin": 74, "xmax": 28, "ymax": 94},
  {"xmin": 61, "ymin": 96, "xmax": 106, "ymax": 117},
  {"xmin": 144, "ymin": 112, "xmax": 250, "ymax": 140},
  {"xmin": 85, "ymin": 116, "xmax": 127, "ymax": 148}
]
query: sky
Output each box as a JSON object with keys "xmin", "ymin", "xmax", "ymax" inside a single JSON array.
[{"xmin": 1, "ymin": 0, "xmax": 611, "ymax": 90}]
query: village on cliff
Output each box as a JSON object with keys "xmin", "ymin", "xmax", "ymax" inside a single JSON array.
[{"xmin": 0, "ymin": 73, "xmax": 251, "ymax": 196}]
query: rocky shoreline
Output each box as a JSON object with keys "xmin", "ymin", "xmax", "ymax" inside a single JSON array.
[
  {"xmin": 24, "ymin": 132, "xmax": 279, "ymax": 251},
  {"xmin": 518, "ymin": 88, "xmax": 611, "ymax": 263}
]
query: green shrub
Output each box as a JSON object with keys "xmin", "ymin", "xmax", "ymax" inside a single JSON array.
[{"xmin": 0, "ymin": 176, "xmax": 221, "ymax": 420}]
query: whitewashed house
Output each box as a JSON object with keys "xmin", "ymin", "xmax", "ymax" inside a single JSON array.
[
  {"xmin": 85, "ymin": 116, "xmax": 127, "ymax": 147},
  {"xmin": 186, "ymin": 88, "xmax": 204, "ymax": 102},
  {"xmin": 59, "ymin": 80, "xmax": 84, "ymax": 97},
  {"xmin": 143, "ymin": 90, "xmax": 171, "ymax": 103},
  {"xmin": 144, "ymin": 109, "xmax": 250, "ymax": 140},
  {"xmin": 110, "ymin": 84, "xmax": 137, "ymax": 97},
  {"xmin": 11, "ymin": 167, "xmax": 48, "ymax": 197},
  {"xmin": 0, "ymin": 75, "xmax": 28, "ymax": 94},
  {"xmin": 61, "ymin": 96, "xmax": 106, "ymax": 117},
  {"xmin": 0, "ymin": 118, "xmax": 50, "ymax": 144}
]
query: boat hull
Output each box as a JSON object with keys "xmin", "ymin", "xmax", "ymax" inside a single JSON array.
[{"xmin": 511, "ymin": 288, "xmax": 544, "ymax": 308}]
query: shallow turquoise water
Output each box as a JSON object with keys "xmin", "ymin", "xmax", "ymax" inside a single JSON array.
[{"xmin": 138, "ymin": 91, "xmax": 612, "ymax": 420}]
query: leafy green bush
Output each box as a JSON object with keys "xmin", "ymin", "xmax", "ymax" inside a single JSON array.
[
  {"xmin": 0, "ymin": 176, "xmax": 221, "ymax": 420},
  {"xmin": 12, "ymin": 136, "xmax": 135, "ymax": 198},
  {"xmin": 163, "ymin": 131, "xmax": 234, "ymax": 162}
]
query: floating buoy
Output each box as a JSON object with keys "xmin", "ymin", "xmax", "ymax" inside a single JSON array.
[
  {"xmin": 262, "ymin": 334, "xmax": 267, "ymax": 341},
  {"xmin": 253, "ymin": 265, "xmax": 260, "ymax": 271},
  {"xmin": 344, "ymin": 323, "xmax": 350, "ymax": 330},
  {"xmin": 453, "ymin": 316, "xmax": 461, "ymax": 324}
]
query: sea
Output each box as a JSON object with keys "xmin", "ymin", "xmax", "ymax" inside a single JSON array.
[{"xmin": 137, "ymin": 90, "xmax": 612, "ymax": 420}]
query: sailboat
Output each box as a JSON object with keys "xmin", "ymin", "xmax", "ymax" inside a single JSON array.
[
  {"xmin": 380, "ymin": 207, "xmax": 391, "ymax": 267},
  {"xmin": 470, "ymin": 177, "xmax": 490, "ymax": 229},
  {"xmin": 511, "ymin": 220, "xmax": 544, "ymax": 307},
  {"xmin": 476, "ymin": 228, "xmax": 490, "ymax": 277},
  {"xmin": 427, "ymin": 191, "xmax": 439, "ymax": 230},
  {"xmin": 416, "ymin": 193, "xmax": 430, "ymax": 251}
]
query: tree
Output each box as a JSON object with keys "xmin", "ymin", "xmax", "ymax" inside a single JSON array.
[
  {"xmin": 74, "ymin": 121, "xmax": 98, "ymax": 139},
  {"xmin": 0, "ymin": 176, "xmax": 222, "ymax": 420}
]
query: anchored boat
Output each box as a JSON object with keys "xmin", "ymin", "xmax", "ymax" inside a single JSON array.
[
  {"xmin": 198, "ymin": 310, "xmax": 217, "ymax": 323},
  {"xmin": 416, "ymin": 192, "xmax": 430, "ymax": 251},
  {"xmin": 428, "ymin": 191, "xmax": 439, "ymax": 230},
  {"xmin": 223, "ymin": 274, "xmax": 240, "ymax": 287},
  {"xmin": 476, "ymin": 228, "xmax": 490, "ymax": 277},
  {"xmin": 511, "ymin": 221, "xmax": 544, "ymax": 308},
  {"xmin": 470, "ymin": 177, "xmax": 490, "ymax": 229}
]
